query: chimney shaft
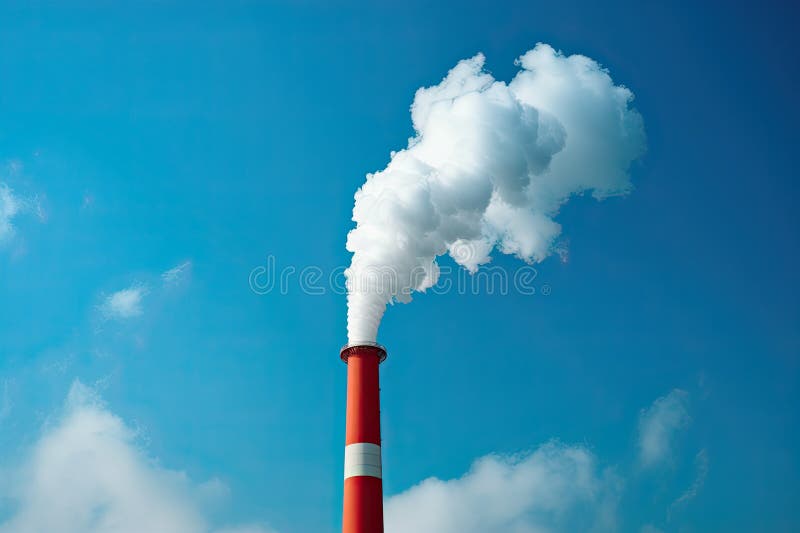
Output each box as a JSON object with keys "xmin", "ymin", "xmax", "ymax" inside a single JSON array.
[{"xmin": 341, "ymin": 343, "xmax": 387, "ymax": 533}]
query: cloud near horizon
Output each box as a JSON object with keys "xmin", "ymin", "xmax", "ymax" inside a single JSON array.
[
  {"xmin": 0, "ymin": 381, "xmax": 276, "ymax": 533},
  {"xmin": 0, "ymin": 382, "xmax": 704, "ymax": 533},
  {"xmin": 385, "ymin": 443, "xmax": 621, "ymax": 533},
  {"xmin": 385, "ymin": 389, "xmax": 702, "ymax": 532}
]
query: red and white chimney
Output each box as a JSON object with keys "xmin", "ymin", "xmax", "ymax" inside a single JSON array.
[{"xmin": 340, "ymin": 342, "xmax": 387, "ymax": 533}]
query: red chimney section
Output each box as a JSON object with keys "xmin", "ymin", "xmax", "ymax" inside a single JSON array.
[{"xmin": 341, "ymin": 343, "xmax": 387, "ymax": 533}]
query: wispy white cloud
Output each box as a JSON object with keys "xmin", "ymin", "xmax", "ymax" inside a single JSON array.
[
  {"xmin": 0, "ymin": 381, "xmax": 277, "ymax": 533},
  {"xmin": 98, "ymin": 262, "xmax": 192, "ymax": 323},
  {"xmin": 638, "ymin": 389, "xmax": 691, "ymax": 468},
  {"xmin": 32, "ymin": 194, "xmax": 47, "ymax": 223},
  {"xmin": 1, "ymin": 159, "xmax": 47, "ymax": 247},
  {"xmin": 100, "ymin": 286, "xmax": 147, "ymax": 319},
  {"xmin": 162, "ymin": 261, "xmax": 193, "ymax": 286},
  {"xmin": 0, "ymin": 183, "xmax": 21, "ymax": 243},
  {"xmin": 669, "ymin": 448, "xmax": 709, "ymax": 516},
  {"xmin": 385, "ymin": 442, "xmax": 621, "ymax": 533}
]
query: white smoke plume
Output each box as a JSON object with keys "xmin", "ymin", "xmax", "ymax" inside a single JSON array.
[{"xmin": 345, "ymin": 43, "xmax": 646, "ymax": 342}]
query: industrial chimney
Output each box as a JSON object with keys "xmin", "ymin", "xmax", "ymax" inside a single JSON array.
[{"xmin": 341, "ymin": 342, "xmax": 387, "ymax": 533}]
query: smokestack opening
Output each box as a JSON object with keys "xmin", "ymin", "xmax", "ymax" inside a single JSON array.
[{"xmin": 340, "ymin": 342, "xmax": 387, "ymax": 364}]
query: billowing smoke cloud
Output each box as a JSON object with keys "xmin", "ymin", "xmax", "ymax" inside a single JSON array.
[{"xmin": 345, "ymin": 43, "xmax": 646, "ymax": 342}]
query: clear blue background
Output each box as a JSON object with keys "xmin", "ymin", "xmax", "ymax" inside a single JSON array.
[{"xmin": 0, "ymin": 1, "xmax": 797, "ymax": 531}]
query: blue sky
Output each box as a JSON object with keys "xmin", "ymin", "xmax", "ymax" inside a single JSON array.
[{"xmin": 0, "ymin": 1, "xmax": 798, "ymax": 532}]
